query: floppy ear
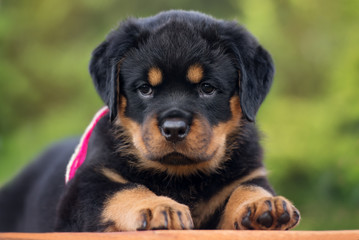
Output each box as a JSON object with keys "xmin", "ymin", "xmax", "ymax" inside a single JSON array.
[
  {"xmin": 89, "ymin": 20, "xmax": 143, "ymax": 121},
  {"xmin": 238, "ymin": 46, "xmax": 274, "ymax": 122},
  {"xmin": 89, "ymin": 41, "xmax": 117, "ymax": 121},
  {"xmin": 220, "ymin": 24, "xmax": 274, "ymax": 122}
]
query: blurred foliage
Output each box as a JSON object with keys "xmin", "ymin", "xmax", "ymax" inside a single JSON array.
[{"xmin": 0, "ymin": 0, "xmax": 358, "ymax": 230}]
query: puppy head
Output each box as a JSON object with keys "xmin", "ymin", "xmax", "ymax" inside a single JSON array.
[{"xmin": 89, "ymin": 10, "xmax": 274, "ymax": 175}]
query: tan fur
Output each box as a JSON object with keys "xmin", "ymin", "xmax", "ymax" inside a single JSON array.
[
  {"xmin": 101, "ymin": 168, "xmax": 128, "ymax": 184},
  {"xmin": 218, "ymin": 185, "xmax": 272, "ymax": 229},
  {"xmin": 148, "ymin": 67, "xmax": 162, "ymax": 86},
  {"xmin": 218, "ymin": 184, "xmax": 300, "ymax": 230},
  {"xmin": 220, "ymin": 192, "xmax": 300, "ymax": 230},
  {"xmin": 115, "ymin": 96, "xmax": 145, "ymax": 158},
  {"xmin": 132, "ymin": 113, "xmax": 234, "ymax": 175},
  {"xmin": 115, "ymin": 96, "xmax": 242, "ymax": 176},
  {"xmin": 192, "ymin": 167, "xmax": 267, "ymax": 227},
  {"xmin": 102, "ymin": 186, "xmax": 154, "ymax": 231},
  {"xmin": 102, "ymin": 186, "xmax": 192, "ymax": 231},
  {"xmin": 187, "ymin": 64, "xmax": 204, "ymax": 83}
]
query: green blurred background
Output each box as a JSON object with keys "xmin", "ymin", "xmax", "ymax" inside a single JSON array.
[{"xmin": 0, "ymin": 0, "xmax": 358, "ymax": 230}]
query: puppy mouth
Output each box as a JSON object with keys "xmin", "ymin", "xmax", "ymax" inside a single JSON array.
[
  {"xmin": 139, "ymin": 114, "xmax": 220, "ymax": 166},
  {"xmin": 155, "ymin": 152, "xmax": 202, "ymax": 166}
]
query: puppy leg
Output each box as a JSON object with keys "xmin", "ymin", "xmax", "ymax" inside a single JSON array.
[
  {"xmin": 55, "ymin": 169, "xmax": 193, "ymax": 232},
  {"xmin": 218, "ymin": 182, "xmax": 300, "ymax": 230},
  {"xmin": 102, "ymin": 185, "xmax": 193, "ymax": 231}
]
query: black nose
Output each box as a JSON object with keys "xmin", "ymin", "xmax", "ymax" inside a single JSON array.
[
  {"xmin": 160, "ymin": 118, "xmax": 189, "ymax": 142},
  {"xmin": 158, "ymin": 108, "xmax": 192, "ymax": 143}
]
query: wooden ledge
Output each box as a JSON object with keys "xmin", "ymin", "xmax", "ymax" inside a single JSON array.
[{"xmin": 1, "ymin": 230, "xmax": 359, "ymax": 240}]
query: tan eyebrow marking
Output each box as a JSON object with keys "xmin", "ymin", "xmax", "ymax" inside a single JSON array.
[
  {"xmin": 187, "ymin": 64, "xmax": 204, "ymax": 83},
  {"xmin": 148, "ymin": 67, "xmax": 162, "ymax": 86}
]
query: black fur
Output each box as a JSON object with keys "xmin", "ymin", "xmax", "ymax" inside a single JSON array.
[{"xmin": 0, "ymin": 10, "xmax": 275, "ymax": 232}]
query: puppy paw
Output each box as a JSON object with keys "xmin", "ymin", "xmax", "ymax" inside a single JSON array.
[
  {"xmin": 102, "ymin": 189, "xmax": 193, "ymax": 231},
  {"xmin": 231, "ymin": 196, "xmax": 300, "ymax": 230},
  {"xmin": 135, "ymin": 201, "xmax": 193, "ymax": 230}
]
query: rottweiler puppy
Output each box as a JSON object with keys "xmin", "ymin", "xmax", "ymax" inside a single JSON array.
[{"xmin": 0, "ymin": 10, "xmax": 300, "ymax": 232}]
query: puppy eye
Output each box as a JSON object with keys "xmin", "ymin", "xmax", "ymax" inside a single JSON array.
[
  {"xmin": 138, "ymin": 84, "xmax": 153, "ymax": 97},
  {"xmin": 199, "ymin": 83, "xmax": 216, "ymax": 95}
]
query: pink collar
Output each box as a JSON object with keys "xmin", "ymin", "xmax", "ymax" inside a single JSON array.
[{"xmin": 65, "ymin": 107, "xmax": 109, "ymax": 183}]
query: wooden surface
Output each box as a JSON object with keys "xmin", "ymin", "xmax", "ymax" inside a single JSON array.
[{"xmin": 1, "ymin": 230, "xmax": 359, "ymax": 240}]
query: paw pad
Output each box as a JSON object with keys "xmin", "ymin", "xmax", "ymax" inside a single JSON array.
[{"xmin": 234, "ymin": 196, "xmax": 300, "ymax": 230}]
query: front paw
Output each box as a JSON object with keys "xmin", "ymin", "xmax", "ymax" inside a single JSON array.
[
  {"xmin": 102, "ymin": 188, "xmax": 193, "ymax": 231},
  {"xmin": 134, "ymin": 199, "xmax": 193, "ymax": 231},
  {"xmin": 228, "ymin": 196, "xmax": 300, "ymax": 230}
]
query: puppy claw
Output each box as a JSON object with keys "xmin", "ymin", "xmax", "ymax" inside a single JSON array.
[
  {"xmin": 277, "ymin": 201, "xmax": 290, "ymax": 224},
  {"xmin": 177, "ymin": 211, "xmax": 186, "ymax": 229},
  {"xmin": 162, "ymin": 210, "xmax": 168, "ymax": 229},
  {"xmin": 137, "ymin": 212, "xmax": 149, "ymax": 230},
  {"xmin": 285, "ymin": 211, "xmax": 300, "ymax": 230},
  {"xmin": 187, "ymin": 213, "xmax": 194, "ymax": 229}
]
